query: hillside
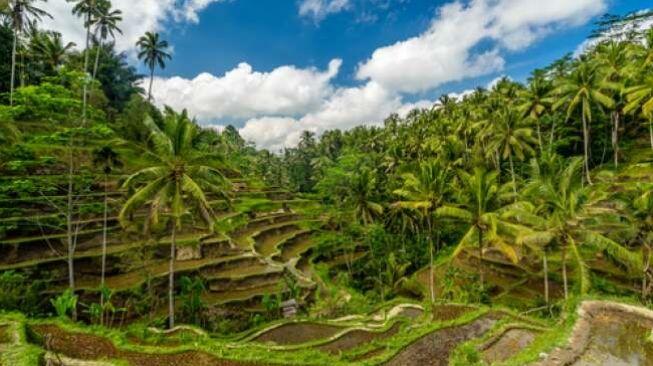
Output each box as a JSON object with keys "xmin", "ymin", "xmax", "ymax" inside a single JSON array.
[{"xmin": 3, "ymin": 1, "xmax": 653, "ymax": 365}]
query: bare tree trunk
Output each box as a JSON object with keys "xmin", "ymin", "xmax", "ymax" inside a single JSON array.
[
  {"xmin": 92, "ymin": 42, "xmax": 101, "ymax": 80},
  {"xmin": 562, "ymin": 244, "xmax": 568, "ymax": 301},
  {"xmin": 582, "ymin": 114, "xmax": 592, "ymax": 185},
  {"xmin": 549, "ymin": 119, "xmax": 556, "ymax": 153},
  {"xmin": 643, "ymin": 244, "xmax": 651, "ymax": 300},
  {"xmin": 168, "ymin": 221, "xmax": 177, "ymax": 329},
  {"xmin": 612, "ymin": 111, "xmax": 619, "ymax": 167},
  {"xmin": 649, "ymin": 117, "xmax": 653, "ymax": 151},
  {"xmin": 66, "ymin": 136, "xmax": 77, "ymax": 321},
  {"xmin": 82, "ymin": 13, "xmax": 91, "ymax": 126},
  {"xmin": 428, "ymin": 216, "xmax": 435, "ymax": 303},
  {"xmin": 543, "ymin": 251, "xmax": 549, "ymax": 306},
  {"xmin": 148, "ymin": 67, "xmax": 154, "ymax": 102},
  {"xmin": 478, "ymin": 228, "xmax": 484, "ymax": 290},
  {"xmin": 536, "ymin": 118, "xmax": 543, "ymax": 153},
  {"xmin": 10, "ymin": 27, "xmax": 17, "ymax": 106},
  {"xmin": 509, "ymin": 154, "xmax": 517, "ymax": 200},
  {"xmin": 100, "ymin": 174, "xmax": 108, "ymax": 326}
]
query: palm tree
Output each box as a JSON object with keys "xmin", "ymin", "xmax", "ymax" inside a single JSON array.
[
  {"xmin": 120, "ymin": 109, "xmax": 230, "ymax": 328},
  {"xmin": 519, "ymin": 157, "xmax": 641, "ymax": 300},
  {"xmin": 91, "ymin": 0, "xmax": 122, "ymax": 80},
  {"xmin": 136, "ymin": 31, "xmax": 171, "ymax": 102},
  {"xmin": 31, "ymin": 31, "xmax": 75, "ymax": 72},
  {"xmin": 624, "ymin": 74, "xmax": 653, "ymax": 150},
  {"xmin": 347, "ymin": 168, "xmax": 383, "ymax": 226},
  {"xmin": 6, "ymin": 0, "xmax": 51, "ymax": 106},
  {"xmin": 393, "ymin": 160, "xmax": 452, "ymax": 302},
  {"xmin": 436, "ymin": 168, "xmax": 514, "ymax": 289},
  {"xmin": 68, "ymin": 0, "xmax": 101, "ymax": 123},
  {"xmin": 553, "ymin": 61, "xmax": 615, "ymax": 184},
  {"xmin": 484, "ymin": 107, "xmax": 537, "ymax": 198},
  {"xmin": 518, "ymin": 74, "xmax": 553, "ymax": 151},
  {"xmin": 595, "ymin": 41, "xmax": 631, "ymax": 166},
  {"xmin": 92, "ymin": 145, "xmax": 121, "ymax": 326}
]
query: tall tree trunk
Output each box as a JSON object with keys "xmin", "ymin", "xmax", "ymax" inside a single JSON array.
[
  {"xmin": 82, "ymin": 13, "xmax": 91, "ymax": 126},
  {"xmin": 100, "ymin": 173, "xmax": 108, "ymax": 326},
  {"xmin": 549, "ymin": 119, "xmax": 556, "ymax": 153},
  {"xmin": 534, "ymin": 119, "xmax": 543, "ymax": 153},
  {"xmin": 581, "ymin": 113, "xmax": 593, "ymax": 185},
  {"xmin": 10, "ymin": 27, "xmax": 17, "ymax": 106},
  {"xmin": 66, "ymin": 135, "xmax": 77, "ymax": 321},
  {"xmin": 168, "ymin": 221, "xmax": 177, "ymax": 329},
  {"xmin": 478, "ymin": 227, "xmax": 484, "ymax": 289},
  {"xmin": 562, "ymin": 243, "xmax": 568, "ymax": 301},
  {"xmin": 509, "ymin": 154, "xmax": 517, "ymax": 200},
  {"xmin": 643, "ymin": 244, "xmax": 651, "ymax": 300},
  {"xmin": 649, "ymin": 117, "xmax": 653, "ymax": 151},
  {"xmin": 148, "ymin": 67, "xmax": 155, "ymax": 102},
  {"xmin": 612, "ymin": 111, "xmax": 619, "ymax": 167},
  {"xmin": 543, "ymin": 251, "xmax": 549, "ymax": 306},
  {"xmin": 427, "ymin": 216, "xmax": 435, "ymax": 303},
  {"xmin": 92, "ymin": 42, "xmax": 102, "ymax": 80}
]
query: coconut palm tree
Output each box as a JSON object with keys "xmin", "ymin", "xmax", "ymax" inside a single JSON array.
[
  {"xmin": 347, "ymin": 168, "xmax": 383, "ymax": 226},
  {"xmin": 519, "ymin": 157, "xmax": 642, "ymax": 300},
  {"xmin": 6, "ymin": 0, "xmax": 50, "ymax": 106},
  {"xmin": 393, "ymin": 160, "xmax": 452, "ymax": 302},
  {"xmin": 136, "ymin": 31, "xmax": 171, "ymax": 102},
  {"xmin": 119, "ymin": 109, "xmax": 231, "ymax": 328},
  {"xmin": 518, "ymin": 74, "xmax": 553, "ymax": 151},
  {"xmin": 31, "ymin": 31, "xmax": 76, "ymax": 72},
  {"xmin": 91, "ymin": 145, "xmax": 122, "ymax": 326},
  {"xmin": 595, "ymin": 41, "xmax": 632, "ymax": 166},
  {"xmin": 624, "ymin": 74, "xmax": 653, "ymax": 150},
  {"xmin": 68, "ymin": 0, "xmax": 101, "ymax": 123},
  {"xmin": 90, "ymin": 0, "xmax": 121, "ymax": 80},
  {"xmin": 436, "ymin": 168, "xmax": 516, "ymax": 289},
  {"xmin": 484, "ymin": 107, "xmax": 537, "ymax": 198},
  {"xmin": 553, "ymin": 61, "xmax": 615, "ymax": 184}
]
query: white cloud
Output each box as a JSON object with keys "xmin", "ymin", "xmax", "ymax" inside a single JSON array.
[
  {"xmin": 395, "ymin": 99, "xmax": 435, "ymax": 118},
  {"xmin": 40, "ymin": 0, "xmax": 225, "ymax": 53},
  {"xmin": 149, "ymin": 59, "xmax": 342, "ymax": 120},
  {"xmin": 240, "ymin": 81, "xmax": 402, "ymax": 150},
  {"xmin": 356, "ymin": 0, "xmax": 606, "ymax": 93},
  {"xmin": 299, "ymin": 0, "xmax": 351, "ymax": 22}
]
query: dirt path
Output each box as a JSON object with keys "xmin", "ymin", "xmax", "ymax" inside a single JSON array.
[{"xmin": 384, "ymin": 313, "xmax": 502, "ymax": 366}]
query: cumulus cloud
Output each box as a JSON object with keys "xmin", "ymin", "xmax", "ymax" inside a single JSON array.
[
  {"xmin": 149, "ymin": 59, "xmax": 342, "ymax": 120},
  {"xmin": 40, "ymin": 0, "xmax": 226, "ymax": 53},
  {"xmin": 299, "ymin": 0, "xmax": 351, "ymax": 22},
  {"xmin": 240, "ymin": 81, "xmax": 402, "ymax": 151},
  {"xmin": 356, "ymin": 0, "xmax": 606, "ymax": 93},
  {"xmin": 113, "ymin": 0, "xmax": 605, "ymax": 150}
]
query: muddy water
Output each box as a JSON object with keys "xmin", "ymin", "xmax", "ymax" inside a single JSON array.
[{"xmin": 574, "ymin": 313, "xmax": 653, "ymax": 366}]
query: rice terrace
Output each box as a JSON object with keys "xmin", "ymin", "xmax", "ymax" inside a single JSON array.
[{"xmin": 1, "ymin": 0, "xmax": 653, "ymax": 365}]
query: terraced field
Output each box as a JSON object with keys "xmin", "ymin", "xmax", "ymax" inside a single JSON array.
[
  {"xmin": 0, "ymin": 175, "xmax": 327, "ymax": 316},
  {"xmin": 4, "ymin": 300, "xmax": 648, "ymax": 365}
]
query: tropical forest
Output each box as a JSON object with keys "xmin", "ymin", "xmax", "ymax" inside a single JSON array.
[{"xmin": 1, "ymin": 0, "xmax": 653, "ymax": 365}]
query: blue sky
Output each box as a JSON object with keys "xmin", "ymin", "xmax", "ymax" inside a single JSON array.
[
  {"xmin": 41, "ymin": 0, "xmax": 653, "ymax": 150},
  {"xmin": 162, "ymin": 0, "xmax": 648, "ymax": 98}
]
